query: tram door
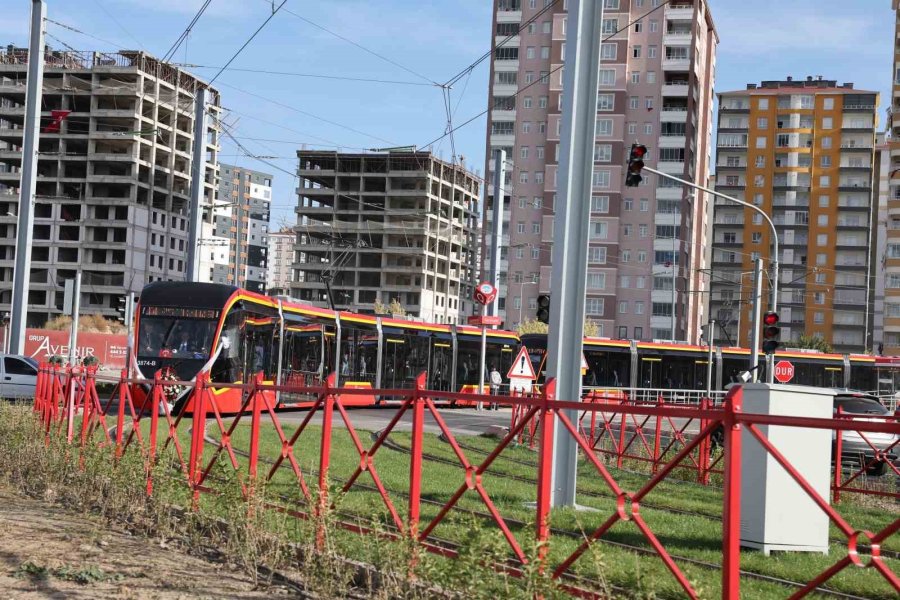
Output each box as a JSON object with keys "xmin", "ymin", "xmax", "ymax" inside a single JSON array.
[
  {"xmin": 430, "ymin": 338, "xmax": 452, "ymax": 391},
  {"xmin": 640, "ymin": 357, "xmax": 662, "ymax": 388}
]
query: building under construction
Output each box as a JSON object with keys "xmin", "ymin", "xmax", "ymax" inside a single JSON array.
[
  {"xmin": 293, "ymin": 151, "xmax": 480, "ymax": 323},
  {"xmin": 0, "ymin": 48, "xmax": 220, "ymax": 325}
]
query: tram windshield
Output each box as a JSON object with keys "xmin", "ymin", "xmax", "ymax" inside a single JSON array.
[{"xmin": 138, "ymin": 306, "xmax": 220, "ymax": 360}]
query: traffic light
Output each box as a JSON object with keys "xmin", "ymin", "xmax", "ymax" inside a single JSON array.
[
  {"xmin": 626, "ymin": 143, "xmax": 648, "ymax": 187},
  {"xmin": 762, "ymin": 311, "xmax": 780, "ymax": 354},
  {"xmin": 115, "ymin": 296, "xmax": 126, "ymax": 324},
  {"xmin": 536, "ymin": 294, "xmax": 551, "ymax": 324}
]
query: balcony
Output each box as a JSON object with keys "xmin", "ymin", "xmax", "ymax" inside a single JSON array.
[
  {"xmin": 662, "ymin": 83, "xmax": 689, "ymax": 97},
  {"xmin": 662, "ymin": 56, "xmax": 691, "ymax": 71},
  {"xmin": 660, "ymin": 107, "xmax": 688, "ymax": 122},
  {"xmin": 666, "ymin": 3, "xmax": 695, "ymax": 21}
]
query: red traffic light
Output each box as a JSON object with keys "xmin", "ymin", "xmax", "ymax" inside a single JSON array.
[
  {"xmin": 763, "ymin": 312, "xmax": 779, "ymax": 326},
  {"xmin": 631, "ymin": 144, "xmax": 647, "ymax": 159}
]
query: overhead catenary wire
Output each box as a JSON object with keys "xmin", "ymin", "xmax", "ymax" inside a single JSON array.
[
  {"xmin": 419, "ymin": 0, "xmax": 674, "ymax": 150},
  {"xmin": 91, "ymin": 0, "xmax": 148, "ymax": 52},
  {"xmin": 263, "ymin": 0, "xmax": 438, "ymax": 86},
  {"xmin": 162, "ymin": 0, "xmax": 213, "ymax": 63},
  {"xmin": 43, "ymin": 18, "xmax": 124, "ymax": 49},
  {"xmin": 207, "ymin": 0, "xmax": 288, "ymax": 86},
  {"xmin": 171, "ymin": 65, "xmax": 436, "ymax": 87}
]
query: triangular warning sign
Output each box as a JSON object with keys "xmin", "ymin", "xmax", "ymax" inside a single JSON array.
[
  {"xmin": 507, "ymin": 346, "xmax": 536, "ymax": 380},
  {"xmin": 580, "ymin": 352, "xmax": 589, "ymax": 375}
]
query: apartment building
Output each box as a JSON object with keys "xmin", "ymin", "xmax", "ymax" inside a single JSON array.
[
  {"xmin": 266, "ymin": 227, "xmax": 293, "ymax": 297},
  {"xmin": 0, "ymin": 48, "xmax": 219, "ymax": 325},
  {"xmin": 212, "ymin": 164, "xmax": 272, "ymax": 293},
  {"xmin": 710, "ymin": 78, "xmax": 878, "ymax": 353},
  {"xmin": 483, "ymin": 0, "xmax": 717, "ymax": 342},
  {"xmin": 874, "ymin": 132, "xmax": 889, "ymax": 354},
  {"xmin": 293, "ymin": 151, "xmax": 479, "ymax": 323},
  {"xmin": 883, "ymin": 1, "xmax": 900, "ymax": 354}
]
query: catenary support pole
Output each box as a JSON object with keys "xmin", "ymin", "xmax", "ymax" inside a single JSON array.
[
  {"xmin": 487, "ymin": 149, "xmax": 506, "ymax": 319},
  {"xmin": 671, "ymin": 209, "xmax": 677, "ymax": 341},
  {"xmin": 9, "ymin": 0, "xmax": 46, "ymax": 354},
  {"xmin": 548, "ymin": 0, "xmax": 603, "ymax": 507},
  {"xmin": 125, "ymin": 292, "xmax": 135, "ymax": 377},
  {"xmin": 67, "ymin": 272, "xmax": 81, "ymax": 367},
  {"xmin": 186, "ymin": 87, "xmax": 209, "ymax": 282},
  {"xmin": 749, "ymin": 258, "xmax": 763, "ymax": 382}
]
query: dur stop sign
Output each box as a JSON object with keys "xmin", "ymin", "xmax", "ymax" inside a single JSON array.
[{"xmin": 774, "ymin": 360, "xmax": 794, "ymax": 383}]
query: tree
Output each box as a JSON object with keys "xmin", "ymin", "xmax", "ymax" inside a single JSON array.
[
  {"xmin": 795, "ymin": 333, "xmax": 833, "ymax": 354},
  {"xmin": 389, "ymin": 298, "xmax": 406, "ymax": 317},
  {"xmin": 517, "ymin": 318, "xmax": 548, "ymax": 334},
  {"xmin": 373, "ymin": 299, "xmax": 389, "ymax": 315},
  {"xmin": 43, "ymin": 314, "xmax": 126, "ymax": 334},
  {"xmin": 583, "ymin": 318, "xmax": 600, "ymax": 338}
]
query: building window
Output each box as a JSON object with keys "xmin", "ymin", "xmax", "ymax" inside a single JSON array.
[
  {"xmin": 594, "ymin": 144, "xmax": 612, "ymax": 162},
  {"xmin": 597, "ymin": 94, "xmax": 614, "ymax": 111},
  {"xmin": 540, "ymin": 46, "xmax": 550, "ymax": 59},
  {"xmin": 591, "ymin": 195, "xmax": 609, "ymax": 213},
  {"xmin": 532, "ymin": 222, "xmax": 541, "ymax": 234},
  {"xmin": 585, "ymin": 298, "xmax": 604, "ymax": 315},
  {"xmin": 532, "ymin": 247, "xmax": 540, "ymax": 259},
  {"xmin": 519, "ymin": 172, "xmax": 529, "ymax": 184},
  {"xmin": 590, "ymin": 221, "xmax": 608, "ymax": 239},
  {"xmin": 820, "ymin": 155, "xmax": 831, "ymax": 167},
  {"xmin": 596, "ymin": 118, "xmax": 613, "ymax": 136},
  {"xmin": 647, "ymin": 71, "xmax": 656, "ymax": 84},
  {"xmin": 632, "ymin": 45, "xmax": 642, "ymax": 58},
  {"xmin": 517, "ymin": 222, "xmax": 525, "ymax": 234},
  {"xmin": 644, "ymin": 122, "xmax": 653, "ymax": 135},
  {"xmin": 621, "ymin": 250, "xmax": 631, "ymax": 262},
  {"xmin": 756, "ymin": 136, "xmax": 766, "ymax": 149},
  {"xmin": 533, "ymin": 196, "xmax": 543, "ymax": 208},
  {"xmin": 600, "ymin": 43, "xmax": 617, "ymax": 60},
  {"xmin": 623, "ymin": 224, "xmax": 632, "ymax": 236},
  {"xmin": 648, "ymin": 45, "xmax": 657, "ymax": 58},
  {"xmin": 628, "ymin": 122, "xmax": 637, "ymax": 134},
  {"xmin": 535, "ymin": 171, "xmax": 544, "ymax": 184},
  {"xmin": 752, "ymin": 232, "xmax": 762, "ymax": 243},
  {"xmin": 819, "ymin": 175, "xmax": 830, "ymax": 187},
  {"xmin": 601, "ymin": 18, "xmax": 618, "ymax": 34},
  {"xmin": 822, "ymin": 117, "xmax": 833, "ymax": 129},
  {"xmin": 629, "ymin": 96, "xmax": 639, "ymax": 109},
  {"xmin": 640, "ymin": 198, "xmax": 649, "ymax": 211},
  {"xmin": 592, "ymin": 169, "xmax": 611, "ymax": 188},
  {"xmin": 587, "ymin": 272, "xmax": 606, "ymax": 289},
  {"xmin": 588, "ymin": 246, "xmax": 607, "ymax": 263},
  {"xmin": 637, "ymin": 251, "xmax": 647, "ymax": 263},
  {"xmin": 598, "ymin": 69, "xmax": 616, "ymax": 86},
  {"xmin": 821, "ymin": 136, "xmax": 832, "ymax": 149},
  {"xmin": 619, "ymin": 301, "xmax": 629, "ymax": 314},
  {"xmin": 539, "ymin": 96, "xmax": 548, "ymax": 108},
  {"xmin": 814, "ymin": 312, "xmax": 824, "ymax": 324},
  {"xmin": 631, "ymin": 71, "xmax": 640, "ymax": 84},
  {"xmin": 520, "ymin": 146, "xmax": 529, "ymax": 159},
  {"xmin": 823, "ymin": 97, "xmax": 834, "ymax": 109},
  {"xmin": 624, "ymin": 199, "xmax": 633, "ymax": 210}
]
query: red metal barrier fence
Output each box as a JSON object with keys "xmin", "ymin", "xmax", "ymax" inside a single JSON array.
[{"xmin": 31, "ymin": 364, "xmax": 900, "ymax": 598}]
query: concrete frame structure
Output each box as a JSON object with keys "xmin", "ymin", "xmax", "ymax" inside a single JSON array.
[
  {"xmin": 266, "ymin": 227, "xmax": 293, "ymax": 297},
  {"xmin": 0, "ymin": 48, "xmax": 219, "ymax": 325},
  {"xmin": 482, "ymin": 0, "xmax": 717, "ymax": 342},
  {"xmin": 883, "ymin": 1, "xmax": 900, "ymax": 355},
  {"xmin": 711, "ymin": 78, "xmax": 878, "ymax": 354},
  {"xmin": 293, "ymin": 151, "xmax": 479, "ymax": 323},
  {"xmin": 212, "ymin": 164, "xmax": 272, "ymax": 292}
]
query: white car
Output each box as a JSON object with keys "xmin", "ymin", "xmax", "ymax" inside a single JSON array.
[{"xmin": 0, "ymin": 354, "xmax": 39, "ymax": 399}]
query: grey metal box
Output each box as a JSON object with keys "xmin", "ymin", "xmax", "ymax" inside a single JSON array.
[{"xmin": 739, "ymin": 383, "xmax": 832, "ymax": 555}]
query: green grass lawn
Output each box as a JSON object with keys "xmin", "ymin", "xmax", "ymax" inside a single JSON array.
[{"xmin": 116, "ymin": 410, "xmax": 899, "ymax": 599}]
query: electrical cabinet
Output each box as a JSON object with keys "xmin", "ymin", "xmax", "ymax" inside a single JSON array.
[{"xmin": 739, "ymin": 383, "xmax": 831, "ymax": 555}]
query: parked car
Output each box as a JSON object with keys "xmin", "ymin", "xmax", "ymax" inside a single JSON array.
[
  {"xmin": 709, "ymin": 390, "xmax": 898, "ymax": 476},
  {"xmin": 833, "ymin": 392, "xmax": 898, "ymax": 476},
  {"xmin": 0, "ymin": 354, "xmax": 39, "ymax": 399}
]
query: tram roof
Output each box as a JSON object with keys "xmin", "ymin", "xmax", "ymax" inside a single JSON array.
[{"xmin": 140, "ymin": 282, "xmax": 239, "ymax": 309}]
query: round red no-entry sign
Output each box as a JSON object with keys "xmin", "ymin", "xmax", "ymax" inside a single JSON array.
[{"xmin": 774, "ymin": 360, "xmax": 794, "ymax": 383}]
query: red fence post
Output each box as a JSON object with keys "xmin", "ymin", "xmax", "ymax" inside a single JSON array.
[
  {"xmin": 65, "ymin": 367, "xmax": 76, "ymax": 443},
  {"xmin": 833, "ymin": 405, "xmax": 843, "ymax": 504},
  {"xmin": 316, "ymin": 372, "xmax": 336, "ymax": 550},
  {"xmin": 535, "ymin": 377, "xmax": 556, "ymax": 567},
  {"xmin": 146, "ymin": 374, "xmax": 162, "ymax": 497},
  {"xmin": 115, "ymin": 369, "xmax": 127, "ymax": 459},
  {"xmin": 720, "ymin": 387, "xmax": 743, "ymax": 599},
  {"xmin": 698, "ymin": 397, "xmax": 710, "ymax": 485},
  {"xmin": 248, "ymin": 373, "xmax": 263, "ymax": 480},
  {"xmin": 188, "ymin": 373, "xmax": 208, "ymax": 508},
  {"xmin": 408, "ymin": 372, "xmax": 426, "ymax": 542},
  {"xmin": 652, "ymin": 395, "xmax": 663, "ymax": 474},
  {"xmin": 617, "ymin": 401, "xmax": 628, "ymax": 469}
]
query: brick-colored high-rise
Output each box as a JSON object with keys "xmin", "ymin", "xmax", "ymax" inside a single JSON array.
[
  {"xmin": 710, "ymin": 78, "xmax": 878, "ymax": 353},
  {"xmin": 482, "ymin": 0, "xmax": 717, "ymax": 342},
  {"xmin": 882, "ymin": 1, "xmax": 900, "ymax": 354}
]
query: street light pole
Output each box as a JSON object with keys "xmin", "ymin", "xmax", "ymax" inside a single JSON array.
[{"xmin": 643, "ymin": 166, "xmax": 778, "ymax": 383}]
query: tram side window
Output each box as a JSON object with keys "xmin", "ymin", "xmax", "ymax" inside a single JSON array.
[
  {"xmin": 339, "ymin": 326, "xmax": 378, "ymax": 383},
  {"xmin": 242, "ymin": 317, "xmax": 277, "ymax": 380},
  {"xmin": 211, "ymin": 310, "xmax": 243, "ymax": 383},
  {"xmin": 381, "ymin": 332, "xmax": 429, "ymax": 389},
  {"xmin": 457, "ymin": 338, "xmax": 483, "ymax": 386},
  {"xmin": 283, "ymin": 328, "xmax": 324, "ymax": 384}
]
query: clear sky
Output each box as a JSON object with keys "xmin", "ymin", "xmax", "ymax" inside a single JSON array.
[{"xmin": 0, "ymin": 0, "xmax": 893, "ymax": 227}]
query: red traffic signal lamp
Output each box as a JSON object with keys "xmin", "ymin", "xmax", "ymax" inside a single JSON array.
[
  {"xmin": 762, "ymin": 311, "xmax": 780, "ymax": 354},
  {"xmin": 626, "ymin": 143, "xmax": 647, "ymax": 187},
  {"xmin": 536, "ymin": 294, "xmax": 551, "ymax": 324}
]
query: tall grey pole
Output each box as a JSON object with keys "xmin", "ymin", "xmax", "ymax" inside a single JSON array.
[
  {"xmin": 748, "ymin": 258, "xmax": 763, "ymax": 382},
  {"xmin": 671, "ymin": 212, "xmax": 677, "ymax": 341},
  {"xmin": 548, "ymin": 0, "xmax": 603, "ymax": 508},
  {"xmin": 66, "ymin": 272, "xmax": 81, "ymax": 367},
  {"xmin": 487, "ymin": 149, "xmax": 506, "ymax": 319},
  {"xmin": 186, "ymin": 88, "xmax": 209, "ymax": 282},
  {"xmin": 9, "ymin": 0, "xmax": 46, "ymax": 354},
  {"xmin": 125, "ymin": 292, "xmax": 135, "ymax": 377},
  {"xmin": 705, "ymin": 319, "xmax": 715, "ymax": 397}
]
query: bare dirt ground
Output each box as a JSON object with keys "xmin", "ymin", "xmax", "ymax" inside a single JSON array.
[{"xmin": 0, "ymin": 486, "xmax": 298, "ymax": 599}]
